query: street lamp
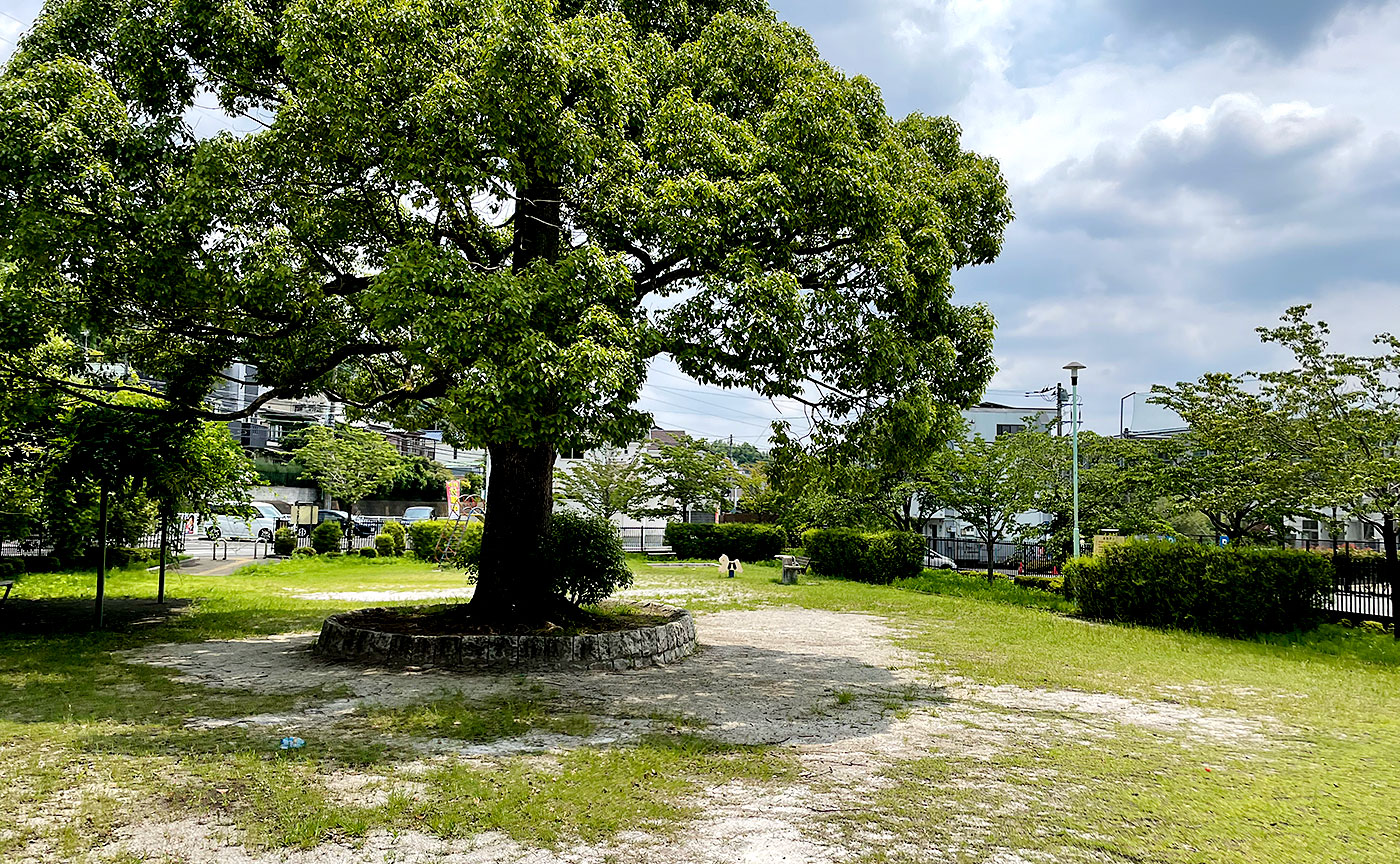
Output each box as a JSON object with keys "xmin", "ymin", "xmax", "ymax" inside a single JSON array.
[{"xmin": 1063, "ymin": 362, "xmax": 1086, "ymax": 558}]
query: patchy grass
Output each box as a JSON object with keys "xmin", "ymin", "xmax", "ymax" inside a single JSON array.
[
  {"xmin": 3, "ymin": 554, "xmax": 1399, "ymax": 861},
  {"xmin": 361, "ymin": 692, "xmax": 596, "ymax": 742}
]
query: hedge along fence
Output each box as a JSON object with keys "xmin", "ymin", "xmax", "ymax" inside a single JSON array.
[
  {"xmin": 663, "ymin": 523, "xmax": 787, "ymax": 561},
  {"xmin": 1063, "ymin": 540, "xmax": 1333, "ymax": 636},
  {"xmin": 408, "ymin": 519, "xmax": 484, "ymax": 569},
  {"xmin": 801, "ymin": 528, "xmax": 926, "ymax": 585}
]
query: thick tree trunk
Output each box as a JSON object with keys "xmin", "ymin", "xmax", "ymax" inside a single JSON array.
[
  {"xmin": 470, "ymin": 442, "xmax": 558, "ymax": 622},
  {"xmin": 986, "ymin": 538, "xmax": 995, "ymax": 582}
]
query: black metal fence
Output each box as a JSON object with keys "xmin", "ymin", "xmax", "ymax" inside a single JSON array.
[{"xmin": 927, "ymin": 537, "xmax": 1052, "ymax": 569}]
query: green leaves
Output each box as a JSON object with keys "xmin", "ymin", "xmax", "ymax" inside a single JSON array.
[{"xmin": 291, "ymin": 424, "xmax": 403, "ymax": 510}]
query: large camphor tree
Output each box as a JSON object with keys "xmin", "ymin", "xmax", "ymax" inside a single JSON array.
[{"xmin": 0, "ymin": 0, "xmax": 1011, "ymax": 622}]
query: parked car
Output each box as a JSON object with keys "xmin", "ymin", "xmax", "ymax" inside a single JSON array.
[
  {"xmin": 179, "ymin": 504, "xmax": 279, "ymax": 542},
  {"xmin": 401, "ymin": 506, "xmax": 436, "ymax": 526},
  {"xmin": 318, "ymin": 509, "xmax": 378, "ymax": 537},
  {"xmin": 925, "ymin": 550, "xmax": 959, "ymax": 570}
]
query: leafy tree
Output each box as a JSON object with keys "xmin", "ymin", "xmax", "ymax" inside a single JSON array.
[
  {"xmin": 698, "ymin": 438, "xmax": 766, "ymax": 466},
  {"xmin": 292, "ymin": 425, "xmax": 403, "ymax": 525},
  {"xmin": 378, "ymin": 456, "xmax": 455, "ymax": 501},
  {"xmin": 1014, "ymin": 429, "xmax": 1173, "ymax": 558},
  {"xmin": 644, "ymin": 438, "xmax": 737, "ymax": 522},
  {"xmin": 935, "ymin": 434, "xmax": 1042, "ymax": 579},
  {"xmin": 0, "ymin": 0, "xmax": 1010, "ymax": 622},
  {"xmin": 1253, "ymin": 307, "xmax": 1400, "ymax": 624},
  {"xmin": 1150, "ymin": 374, "xmax": 1313, "ymax": 544},
  {"xmin": 555, "ymin": 447, "xmax": 651, "ymax": 521}
]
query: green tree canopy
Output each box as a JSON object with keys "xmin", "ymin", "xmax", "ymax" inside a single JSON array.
[
  {"xmin": 643, "ymin": 438, "xmax": 736, "ymax": 521},
  {"xmin": 291, "ymin": 425, "xmax": 403, "ymax": 517},
  {"xmin": 934, "ymin": 433, "xmax": 1042, "ymax": 578},
  {"xmin": 0, "ymin": 0, "xmax": 1011, "ymax": 621},
  {"xmin": 555, "ymin": 446, "xmax": 651, "ymax": 521}
]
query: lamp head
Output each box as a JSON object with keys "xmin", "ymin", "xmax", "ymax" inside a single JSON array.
[{"xmin": 1062, "ymin": 361, "xmax": 1086, "ymax": 384}]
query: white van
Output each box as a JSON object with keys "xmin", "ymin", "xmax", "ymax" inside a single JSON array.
[{"xmin": 179, "ymin": 502, "xmax": 282, "ymax": 542}]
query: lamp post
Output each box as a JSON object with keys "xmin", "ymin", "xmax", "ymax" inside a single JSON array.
[{"xmin": 1063, "ymin": 362, "xmax": 1086, "ymax": 558}]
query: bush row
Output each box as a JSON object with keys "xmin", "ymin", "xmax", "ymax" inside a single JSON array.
[
  {"xmin": 409, "ymin": 519, "xmax": 484, "ymax": 568},
  {"xmin": 801, "ymin": 528, "xmax": 925, "ymax": 585},
  {"xmin": 1064, "ymin": 540, "xmax": 1332, "ymax": 636},
  {"xmin": 1012, "ymin": 574, "xmax": 1065, "ymax": 594},
  {"xmin": 664, "ymin": 523, "xmax": 787, "ymax": 561}
]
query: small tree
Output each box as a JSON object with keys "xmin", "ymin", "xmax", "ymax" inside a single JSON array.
[
  {"xmin": 936, "ymin": 434, "xmax": 1042, "ymax": 579},
  {"xmin": 644, "ymin": 439, "xmax": 737, "ymax": 522},
  {"xmin": 292, "ymin": 425, "xmax": 403, "ymax": 536},
  {"xmin": 555, "ymin": 447, "xmax": 651, "ymax": 522}
]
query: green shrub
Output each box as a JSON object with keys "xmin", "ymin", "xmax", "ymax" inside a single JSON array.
[
  {"xmin": 28, "ymin": 555, "xmax": 60, "ymax": 573},
  {"xmin": 542, "ymin": 512, "xmax": 632, "ymax": 606},
  {"xmin": 801, "ymin": 528, "xmax": 926, "ymax": 585},
  {"xmin": 324, "ymin": 551, "xmax": 343, "ymax": 559},
  {"xmin": 1012, "ymin": 574, "xmax": 1065, "ymax": 594},
  {"xmin": 664, "ymin": 522, "xmax": 787, "ymax": 561},
  {"xmin": 0, "ymin": 558, "xmax": 21, "ymax": 579},
  {"xmin": 292, "ymin": 546, "xmax": 316, "ymax": 558},
  {"xmin": 358, "ymin": 548, "xmax": 377, "ymax": 558},
  {"xmin": 381, "ymin": 520, "xmax": 406, "ymax": 556},
  {"xmin": 1063, "ymin": 540, "xmax": 1332, "ymax": 636},
  {"xmin": 375, "ymin": 533, "xmax": 397, "ymax": 557},
  {"xmin": 273, "ymin": 527, "xmax": 297, "ymax": 557},
  {"xmin": 409, "ymin": 519, "xmax": 484, "ymax": 568},
  {"xmin": 310, "ymin": 520, "xmax": 343, "ymax": 554}
]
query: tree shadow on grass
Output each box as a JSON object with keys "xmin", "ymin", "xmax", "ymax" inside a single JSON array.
[{"xmin": 0, "ymin": 595, "xmax": 194, "ymax": 635}]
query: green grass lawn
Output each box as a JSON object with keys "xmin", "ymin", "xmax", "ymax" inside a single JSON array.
[{"xmin": 2, "ymin": 554, "xmax": 1397, "ymax": 862}]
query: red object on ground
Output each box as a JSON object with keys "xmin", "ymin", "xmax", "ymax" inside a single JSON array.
[
  {"xmin": 1051, "ymin": 565, "xmax": 1059, "ymax": 576},
  {"xmin": 1017, "ymin": 562, "xmax": 1024, "ymax": 575}
]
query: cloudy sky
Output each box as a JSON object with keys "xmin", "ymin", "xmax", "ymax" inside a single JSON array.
[{"xmin": 4, "ymin": 1, "xmax": 1398, "ymax": 440}]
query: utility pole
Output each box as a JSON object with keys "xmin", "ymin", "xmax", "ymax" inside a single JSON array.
[{"xmin": 1056, "ymin": 384, "xmax": 1066, "ymax": 437}]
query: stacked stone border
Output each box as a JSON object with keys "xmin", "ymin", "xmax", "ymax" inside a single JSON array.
[{"xmin": 315, "ymin": 602, "xmax": 696, "ymax": 672}]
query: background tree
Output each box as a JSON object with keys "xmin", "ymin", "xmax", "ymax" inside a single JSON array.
[
  {"xmin": 1254, "ymin": 308, "xmax": 1400, "ymax": 635},
  {"xmin": 378, "ymin": 456, "xmax": 457, "ymax": 501},
  {"xmin": 0, "ymin": 0, "xmax": 1010, "ymax": 623},
  {"xmin": 1151, "ymin": 374, "xmax": 1310, "ymax": 544},
  {"xmin": 644, "ymin": 439, "xmax": 738, "ymax": 522},
  {"xmin": 1016, "ymin": 429, "xmax": 1173, "ymax": 558},
  {"xmin": 698, "ymin": 438, "xmax": 767, "ymax": 466},
  {"xmin": 936, "ymin": 434, "xmax": 1042, "ymax": 579},
  {"xmin": 291, "ymin": 426, "xmax": 403, "ymax": 531},
  {"xmin": 555, "ymin": 447, "xmax": 651, "ymax": 522}
]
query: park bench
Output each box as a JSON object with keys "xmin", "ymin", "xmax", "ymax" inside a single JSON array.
[
  {"xmin": 774, "ymin": 554, "xmax": 810, "ymax": 585},
  {"xmin": 646, "ymin": 549, "xmax": 676, "ymax": 559}
]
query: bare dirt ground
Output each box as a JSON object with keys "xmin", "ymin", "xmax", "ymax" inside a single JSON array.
[{"xmin": 65, "ymin": 607, "xmax": 1276, "ymax": 864}]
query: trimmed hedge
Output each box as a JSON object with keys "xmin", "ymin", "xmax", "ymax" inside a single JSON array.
[
  {"xmin": 1063, "ymin": 540, "xmax": 1332, "ymax": 636},
  {"xmin": 310, "ymin": 521, "xmax": 343, "ymax": 554},
  {"xmin": 409, "ymin": 519, "xmax": 484, "ymax": 568},
  {"xmin": 273, "ymin": 527, "xmax": 297, "ymax": 557},
  {"xmin": 801, "ymin": 528, "xmax": 926, "ymax": 585},
  {"xmin": 542, "ymin": 511, "xmax": 633, "ymax": 606},
  {"xmin": 664, "ymin": 523, "xmax": 787, "ymax": 561},
  {"xmin": 380, "ymin": 521, "xmax": 406, "ymax": 556},
  {"xmin": 80, "ymin": 547, "xmax": 172, "ymax": 570},
  {"xmin": 1012, "ymin": 574, "xmax": 1065, "ymax": 594},
  {"xmin": 374, "ymin": 533, "xmax": 397, "ymax": 558}
]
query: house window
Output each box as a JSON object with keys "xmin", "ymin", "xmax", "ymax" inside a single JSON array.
[
  {"xmin": 560, "ymin": 448, "xmax": 587, "ymax": 460},
  {"xmin": 996, "ymin": 424, "xmax": 1025, "ymax": 437},
  {"xmin": 1301, "ymin": 518, "xmax": 1319, "ymax": 542}
]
